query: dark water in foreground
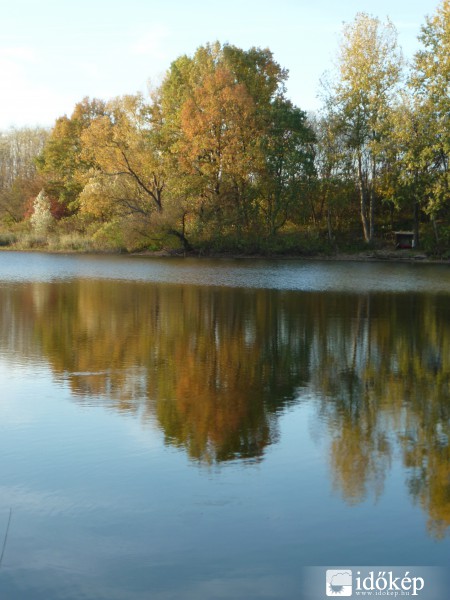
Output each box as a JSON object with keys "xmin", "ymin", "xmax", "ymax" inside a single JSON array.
[{"xmin": 0, "ymin": 252, "xmax": 449, "ymax": 599}]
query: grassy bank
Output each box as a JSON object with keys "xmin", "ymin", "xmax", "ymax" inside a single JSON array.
[
  {"xmin": 1, "ymin": 213, "xmax": 450, "ymax": 263},
  {"xmin": 0, "ymin": 227, "xmax": 448, "ymax": 265}
]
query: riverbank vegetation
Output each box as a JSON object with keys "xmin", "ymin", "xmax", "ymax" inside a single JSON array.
[{"xmin": 1, "ymin": 2, "xmax": 450, "ymax": 257}]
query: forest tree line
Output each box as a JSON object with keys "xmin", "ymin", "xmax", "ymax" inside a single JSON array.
[{"xmin": 1, "ymin": 1, "xmax": 450, "ymax": 255}]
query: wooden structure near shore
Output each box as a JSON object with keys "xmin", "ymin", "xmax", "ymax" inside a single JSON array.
[{"xmin": 394, "ymin": 231, "xmax": 415, "ymax": 249}]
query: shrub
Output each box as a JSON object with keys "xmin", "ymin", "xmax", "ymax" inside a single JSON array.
[
  {"xmin": 30, "ymin": 190, "xmax": 54, "ymax": 236},
  {"xmin": 0, "ymin": 232, "xmax": 17, "ymax": 247}
]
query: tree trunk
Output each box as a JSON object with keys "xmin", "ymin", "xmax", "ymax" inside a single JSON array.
[
  {"xmin": 413, "ymin": 199, "xmax": 420, "ymax": 249},
  {"xmin": 327, "ymin": 206, "xmax": 333, "ymax": 242},
  {"xmin": 369, "ymin": 188, "xmax": 376, "ymax": 242},
  {"xmin": 369, "ymin": 138, "xmax": 377, "ymax": 243},
  {"xmin": 432, "ymin": 215, "xmax": 439, "ymax": 244},
  {"xmin": 168, "ymin": 228, "xmax": 193, "ymax": 252},
  {"xmin": 369, "ymin": 187, "xmax": 375, "ymax": 243},
  {"xmin": 358, "ymin": 154, "xmax": 370, "ymax": 243}
]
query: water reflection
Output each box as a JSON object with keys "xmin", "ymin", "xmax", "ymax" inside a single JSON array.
[
  {"xmin": 1, "ymin": 281, "xmax": 450, "ymax": 536},
  {"xmin": 3, "ymin": 282, "xmax": 312, "ymax": 463}
]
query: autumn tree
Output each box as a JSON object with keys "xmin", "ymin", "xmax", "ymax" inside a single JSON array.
[
  {"xmin": 80, "ymin": 95, "xmax": 162, "ymax": 213},
  {"xmin": 176, "ymin": 63, "xmax": 260, "ymax": 235},
  {"xmin": 324, "ymin": 13, "xmax": 403, "ymax": 243},
  {"xmin": 37, "ymin": 97, "xmax": 106, "ymax": 214},
  {"xmin": 79, "ymin": 93, "xmax": 193, "ymax": 249},
  {"xmin": 0, "ymin": 127, "xmax": 48, "ymax": 223},
  {"xmin": 155, "ymin": 42, "xmax": 314, "ymax": 242},
  {"xmin": 32, "ymin": 43, "xmax": 316, "ymax": 250},
  {"xmin": 155, "ymin": 43, "xmax": 260, "ymax": 238}
]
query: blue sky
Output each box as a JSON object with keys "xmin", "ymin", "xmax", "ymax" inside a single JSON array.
[{"xmin": 0, "ymin": 0, "xmax": 441, "ymax": 129}]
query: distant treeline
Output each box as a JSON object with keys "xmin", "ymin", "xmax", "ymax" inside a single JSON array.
[{"xmin": 1, "ymin": 2, "xmax": 450, "ymax": 255}]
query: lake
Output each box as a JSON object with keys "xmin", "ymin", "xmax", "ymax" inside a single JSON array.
[{"xmin": 0, "ymin": 252, "xmax": 449, "ymax": 599}]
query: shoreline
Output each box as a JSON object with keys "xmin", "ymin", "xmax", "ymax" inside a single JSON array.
[
  {"xmin": 1, "ymin": 246, "xmax": 449, "ymax": 265},
  {"xmin": 131, "ymin": 248, "xmax": 449, "ymax": 265}
]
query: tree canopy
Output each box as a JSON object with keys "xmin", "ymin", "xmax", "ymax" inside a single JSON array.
[{"xmin": 1, "ymin": 3, "xmax": 450, "ymax": 256}]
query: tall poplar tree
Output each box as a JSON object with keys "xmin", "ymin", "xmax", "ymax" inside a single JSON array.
[{"xmin": 324, "ymin": 13, "xmax": 403, "ymax": 243}]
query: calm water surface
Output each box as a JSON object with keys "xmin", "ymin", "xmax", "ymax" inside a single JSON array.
[{"xmin": 0, "ymin": 252, "xmax": 449, "ymax": 599}]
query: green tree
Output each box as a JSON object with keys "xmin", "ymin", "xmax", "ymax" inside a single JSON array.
[
  {"xmin": 324, "ymin": 13, "xmax": 403, "ymax": 243},
  {"xmin": 381, "ymin": 95, "xmax": 436, "ymax": 247},
  {"xmin": 310, "ymin": 112, "xmax": 356, "ymax": 240},
  {"xmin": 409, "ymin": 0, "xmax": 450, "ymax": 236},
  {"xmin": 259, "ymin": 98, "xmax": 316, "ymax": 236}
]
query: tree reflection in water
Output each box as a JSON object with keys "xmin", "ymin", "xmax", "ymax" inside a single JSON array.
[{"xmin": 1, "ymin": 281, "xmax": 449, "ymax": 536}]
